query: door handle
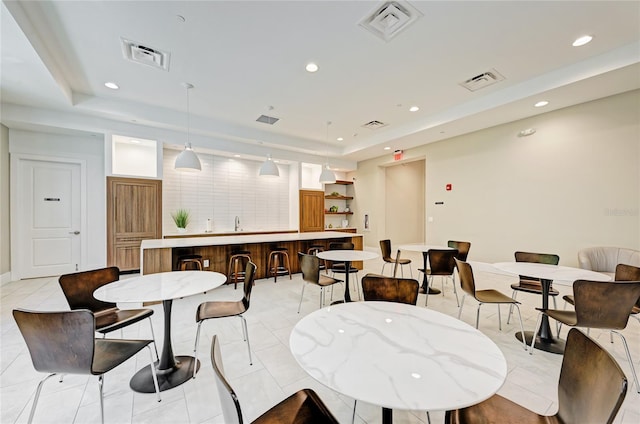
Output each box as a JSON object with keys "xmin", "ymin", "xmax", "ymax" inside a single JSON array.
[{"xmin": 69, "ymin": 231, "xmax": 80, "ymax": 235}]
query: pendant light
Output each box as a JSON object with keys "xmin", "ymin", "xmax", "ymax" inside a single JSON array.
[
  {"xmin": 319, "ymin": 121, "xmax": 336, "ymax": 184},
  {"xmin": 175, "ymin": 82, "xmax": 202, "ymax": 172},
  {"xmin": 259, "ymin": 154, "xmax": 279, "ymax": 177}
]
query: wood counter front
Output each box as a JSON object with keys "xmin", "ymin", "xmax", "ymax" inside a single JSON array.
[{"xmin": 141, "ymin": 231, "xmax": 364, "ymax": 279}]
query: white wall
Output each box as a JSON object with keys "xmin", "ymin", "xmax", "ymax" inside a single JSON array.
[
  {"xmin": 354, "ymin": 90, "xmax": 640, "ymax": 266},
  {"xmin": 9, "ymin": 130, "xmax": 106, "ymax": 271},
  {"xmin": 0, "ymin": 124, "xmax": 10, "ymax": 282}
]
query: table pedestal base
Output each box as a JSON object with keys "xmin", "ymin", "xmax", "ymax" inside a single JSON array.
[
  {"xmin": 516, "ymin": 331, "xmax": 565, "ymax": 354},
  {"xmin": 130, "ymin": 356, "xmax": 200, "ymax": 393},
  {"xmin": 383, "ymin": 407, "xmax": 392, "ymax": 424}
]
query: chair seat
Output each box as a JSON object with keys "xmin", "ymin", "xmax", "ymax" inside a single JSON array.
[
  {"xmin": 385, "ymin": 258, "xmax": 411, "ymax": 265},
  {"xmin": 539, "ymin": 309, "xmax": 577, "ymax": 327},
  {"xmin": 632, "ymin": 305, "xmax": 639, "ymax": 315},
  {"xmin": 92, "ymin": 338, "xmax": 153, "ymax": 375},
  {"xmin": 252, "ymin": 388, "xmax": 339, "ymax": 424},
  {"xmin": 318, "ymin": 275, "xmax": 342, "ymax": 287},
  {"xmin": 94, "ymin": 308, "xmax": 154, "ymax": 334},
  {"xmin": 196, "ymin": 301, "xmax": 247, "ymax": 322},
  {"xmin": 447, "ymin": 393, "xmax": 558, "ymax": 424},
  {"xmin": 511, "ymin": 283, "xmax": 559, "ymax": 296},
  {"xmin": 475, "ymin": 289, "xmax": 520, "ymax": 304}
]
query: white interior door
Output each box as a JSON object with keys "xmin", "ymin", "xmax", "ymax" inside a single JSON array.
[{"xmin": 18, "ymin": 159, "xmax": 82, "ymax": 278}]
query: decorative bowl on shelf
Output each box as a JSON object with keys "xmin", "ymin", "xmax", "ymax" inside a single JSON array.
[{"xmin": 329, "ymin": 205, "xmax": 338, "ymax": 212}]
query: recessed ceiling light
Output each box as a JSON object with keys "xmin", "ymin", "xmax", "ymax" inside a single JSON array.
[
  {"xmin": 409, "ymin": 106, "xmax": 420, "ymax": 112},
  {"xmin": 337, "ymin": 137, "xmax": 343, "ymax": 141},
  {"xmin": 384, "ymin": 146, "xmax": 391, "ymax": 150},
  {"xmin": 104, "ymin": 82, "xmax": 119, "ymax": 90},
  {"xmin": 305, "ymin": 62, "xmax": 319, "ymax": 73},
  {"xmin": 572, "ymin": 35, "xmax": 593, "ymax": 47},
  {"xmin": 234, "ymin": 154, "xmax": 241, "ymax": 157},
  {"xmin": 129, "ymin": 139, "xmax": 140, "ymax": 144},
  {"xmin": 534, "ymin": 100, "xmax": 549, "ymax": 107}
]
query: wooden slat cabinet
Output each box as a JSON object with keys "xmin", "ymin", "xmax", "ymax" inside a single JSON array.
[
  {"xmin": 299, "ymin": 190, "xmax": 325, "ymax": 232},
  {"xmin": 107, "ymin": 177, "xmax": 162, "ymax": 272}
]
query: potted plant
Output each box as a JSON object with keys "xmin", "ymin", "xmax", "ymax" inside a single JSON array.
[{"xmin": 171, "ymin": 209, "xmax": 191, "ymax": 233}]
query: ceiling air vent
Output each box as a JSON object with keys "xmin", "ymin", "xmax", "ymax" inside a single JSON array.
[
  {"xmin": 256, "ymin": 115, "xmax": 279, "ymax": 125},
  {"xmin": 362, "ymin": 120, "xmax": 388, "ymax": 130},
  {"xmin": 459, "ymin": 69, "xmax": 505, "ymax": 92},
  {"xmin": 121, "ymin": 38, "xmax": 170, "ymax": 71},
  {"xmin": 358, "ymin": 1, "xmax": 422, "ymax": 42}
]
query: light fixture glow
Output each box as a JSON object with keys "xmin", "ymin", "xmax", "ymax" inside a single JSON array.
[
  {"xmin": 384, "ymin": 146, "xmax": 391, "ymax": 150},
  {"xmin": 409, "ymin": 106, "xmax": 420, "ymax": 112},
  {"xmin": 305, "ymin": 62, "xmax": 319, "ymax": 72},
  {"xmin": 411, "ymin": 373, "xmax": 421, "ymax": 379},
  {"xmin": 572, "ymin": 35, "xmax": 593, "ymax": 47},
  {"xmin": 175, "ymin": 83, "xmax": 201, "ymax": 172},
  {"xmin": 534, "ymin": 100, "xmax": 549, "ymax": 108},
  {"xmin": 104, "ymin": 82, "xmax": 119, "ymax": 90},
  {"xmin": 337, "ymin": 137, "xmax": 343, "ymax": 141},
  {"xmin": 259, "ymin": 154, "xmax": 279, "ymax": 177}
]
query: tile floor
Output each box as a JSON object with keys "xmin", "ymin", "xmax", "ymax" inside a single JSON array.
[{"xmin": 1, "ymin": 252, "xmax": 639, "ymax": 423}]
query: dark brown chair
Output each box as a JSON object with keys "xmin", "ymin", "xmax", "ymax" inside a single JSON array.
[
  {"xmin": 563, "ymin": 263, "xmax": 640, "ymax": 307},
  {"xmin": 210, "ymin": 335, "xmax": 339, "ymax": 424},
  {"xmin": 448, "ymin": 240, "xmax": 471, "ymax": 261},
  {"xmin": 58, "ymin": 266, "xmax": 158, "ymax": 358},
  {"xmin": 298, "ymin": 253, "xmax": 343, "ymax": 313},
  {"xmin": 445, "ymin": 328, "xmax": 627, "ymax": 424},
  {"xmin": 506, "ymin": 251, "xmax": 560, "ymax": 325},
  {"xmin": 307, "ymin": 245, "xmax": 327, "ymax": 272},
  {"xmin": 13, "ymin": 309, "xmax": 160, "ymax": 424},
  {"xmin": 328, "ymin": 242, "xmax": 361, "ymax": 300},
  {"xmin": 193, "ymin": 261, "xmax": 257, "ymax": 375},
  {"xmin": 361, "ymin": 274, "xmax": 419, "ymax": 305},
  {"xmin": 418, "ymin": 249, "xmax": 459, "ymax": 306},
  {"xmin": 455, "ymin": 259, "xmax": 527, "ymax": 349},
  {"xmin": 379, "ymin": 239, "xmax": 412, "ymax": 278},
  {"xmin": 531, "ymin": 279, "xmax": 640, "ymax": 393}
]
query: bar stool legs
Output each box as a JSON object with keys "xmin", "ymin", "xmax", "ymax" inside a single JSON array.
[
  {"xmin": 268, "ymin": 249, "xmax": 291, "ymax": 282},
  {"xmin": 228, "ymin": 251, "xmax": 251, "ymax": 289}
]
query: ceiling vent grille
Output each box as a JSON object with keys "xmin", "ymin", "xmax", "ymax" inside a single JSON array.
[
  {"xmin": 362, "ymin": 120, "xmax": 388, "ymax": 130},
  {"xmin": 256, "ymin": 115, "xmax": 279, "ymax": 125},
  {"xmin": 358, "ymin": 1, "xmax": 422, "ymax": 42},
  {"xmin": 459, "ymin": 69, "xmax": 505, "ymax": 91},
  {"xmin": 121, "ymin": 38, "xmax": 170, "ymax": 71}
]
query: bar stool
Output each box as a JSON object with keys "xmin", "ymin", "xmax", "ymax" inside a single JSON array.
[
  {"xmin": 267, "ymin": 247, "xmax": 291, "ymax": 282},
  {"xmin": 178, "ymin": 254, "xmax": 203, "ymax": 271},
  {"xmin": 227, "ymin": 250, "xmax": 252, "ymax": 289}
]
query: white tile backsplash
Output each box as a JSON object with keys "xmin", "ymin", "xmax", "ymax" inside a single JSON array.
[{"xmin": 163, "ymin": 149, "xmax": 290, "ymax": 234}]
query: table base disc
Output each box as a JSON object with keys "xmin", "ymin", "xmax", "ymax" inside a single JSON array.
[
  {"xmin": 516, "ymin": 331, "xmax": 565, "ymax": 354},
  {"xmin": 130, "ymin": 356, "xmax": 200, "ymax": 393},
  {"xmin": 420, "ymin": 287, "xmax": 441, "ymax": 295}
]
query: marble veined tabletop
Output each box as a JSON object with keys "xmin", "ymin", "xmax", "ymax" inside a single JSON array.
[
  {"xmin": 398, "ymin": 244, "xmax": 454, "ymax": 252},
  {"xmin": 94, "ymin": 270, "xmax": 226, "ymax": 304},
  {"xmin": 316, "ymin": 249, "xmax": 379, "ymax": 262},
  {"xmin": 290, "ymin": 301, "xmax": 507, "ymax": 412},
  {"xmin": 493, "ymin": 262, "xmax": 611, "ymax": 284}
]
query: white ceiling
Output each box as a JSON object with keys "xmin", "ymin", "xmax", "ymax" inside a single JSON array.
[{"xmin": 2, "ymin": 0, "xmax": 639, "ymax": 169}]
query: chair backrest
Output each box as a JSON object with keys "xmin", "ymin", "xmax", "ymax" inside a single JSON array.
[
  {"xmin": 448, "ymin": 240, "xmax": 471, "ymax": 261},
  {"xmin": 361, "ymin": 274, "xmax": 419, "ymax": 305},
  {"xmin": 379, "ymin": 239, "xmax": 393, "ymax": 262},
  {"xmin": 572, "ymin": 280, "xmax": 640, "ymax": 330},
  {"xmin": 59, "ymin": 267, "xmax": 120, "ymax": 312},
  {"xmin": 298, "ymin": 252, "xmax": 320, "ymax": 285},
  {"xmin": 427, "ymin": 249, "xmax": 458, "ymax": 276},
  {"xmin": 615, "ymin": 263, "xmax": 640, "ymax": 281},
  {"xmin": 329, "ymin": 242, "xmax": 354, "ymax": 250},
  {"xmin": 210, "ymin": 335, "xmax": 244, "ymax": 424},
  {"xmin": 556, "ymin": 328, "xmax": 627, "ymax": 424},
  {"xmin": 13, "ymin": 309, "xmax": 95, "ymax": 375},
  {"xmin": 242, "ymin": 261, "xmax": 257, "ymax": 309},
  {"xmin": 454, "ymin": 258, "xmax": 476, "ymax": 297},
  {"xmin": 514, "ymin": 251, "xmax": 559, "ymax": 284}
]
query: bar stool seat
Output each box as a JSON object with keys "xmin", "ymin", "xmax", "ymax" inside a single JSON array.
[
  {"xmin": 178, "ymin": 254, "xmax": 203, "ymax": 271},
  {"xmin": 268, "ymin": 247, "xmax": 292, "ymax": 282},
  {"xmin": 228, "ymin": 250, "xmax": 252, "ymax": 289}
]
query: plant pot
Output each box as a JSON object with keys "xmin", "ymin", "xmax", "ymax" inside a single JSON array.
[{"xmin": 177, "ymin": 227, "xmax": 187, "ymax": 233}]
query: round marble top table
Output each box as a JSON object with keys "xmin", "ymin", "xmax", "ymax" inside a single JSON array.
[
  {"xmin": 94, "ymin": 271, "xmax": 226, "ymax": 392},
  {"xmin": 493, "ymin": 262, "xmax": 610, "ymax": 354},
  {"xmin": 316, "ymin": 250, "xmax": 378, "ymax": 302},
  {"xmin": 398, "ymin": 244, "xmax": 455, "ymax": 295},
  {"xmin": 290, "ymin": 301, "xmax": 507, "ymax": 423}
]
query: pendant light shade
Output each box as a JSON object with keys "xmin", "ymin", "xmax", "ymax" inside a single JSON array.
[
  {"xmin": 319, "ymin": 120, "xmax": 336, "ymax": 184},
  {"xmin": 175, "ymin": 82, "xmax": 201, "ymax": 172},
  {"xmin": 259, "ymin": 154, "xmax": 279, "ymax": 177},
  {"xmin": 319, "ymin": 163, "xmax": 336, "ymax": 184}
]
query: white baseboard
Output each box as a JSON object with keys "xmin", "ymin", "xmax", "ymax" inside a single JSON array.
[{"xmin": 0, "ymin": 271, "xmax": 12, "ymax": 286}]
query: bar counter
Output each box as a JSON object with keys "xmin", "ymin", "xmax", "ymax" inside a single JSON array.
[{"xmin": 140, "ymin": 231, "xmax": 363, "ymax": 278}]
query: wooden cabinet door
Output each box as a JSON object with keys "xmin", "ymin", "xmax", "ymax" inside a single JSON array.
[
  {"xmin": 299, "ymin": 190, "xmax": 324, "ymax": 232},
  {"xmin": 107, "ymin": 177, "xmax": 162, "ymax": 271}
]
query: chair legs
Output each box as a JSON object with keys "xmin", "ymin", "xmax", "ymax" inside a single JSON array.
[
  {"xmin": 611, "ymin": 330, "xmax": 640, "ymax": 394},
  {"xmin": 425, "ymin": 275, "xmax": 458, "ymax": 306},
  {"xmin": 148, "ymin": 317, "xmax": 159, "ymax": 361},
  {"xmin": 28, "ymin": 373, "xmax": 57, "ymax": 424},
  {"xmin": 508, "ymin": 292, "xmax": 556, "ymax": 325}
]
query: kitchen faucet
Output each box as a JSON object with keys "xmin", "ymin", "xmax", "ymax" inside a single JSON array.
[{"xmin": 235, "ymin": 216, "xmax": 240, "ymax": 231}]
